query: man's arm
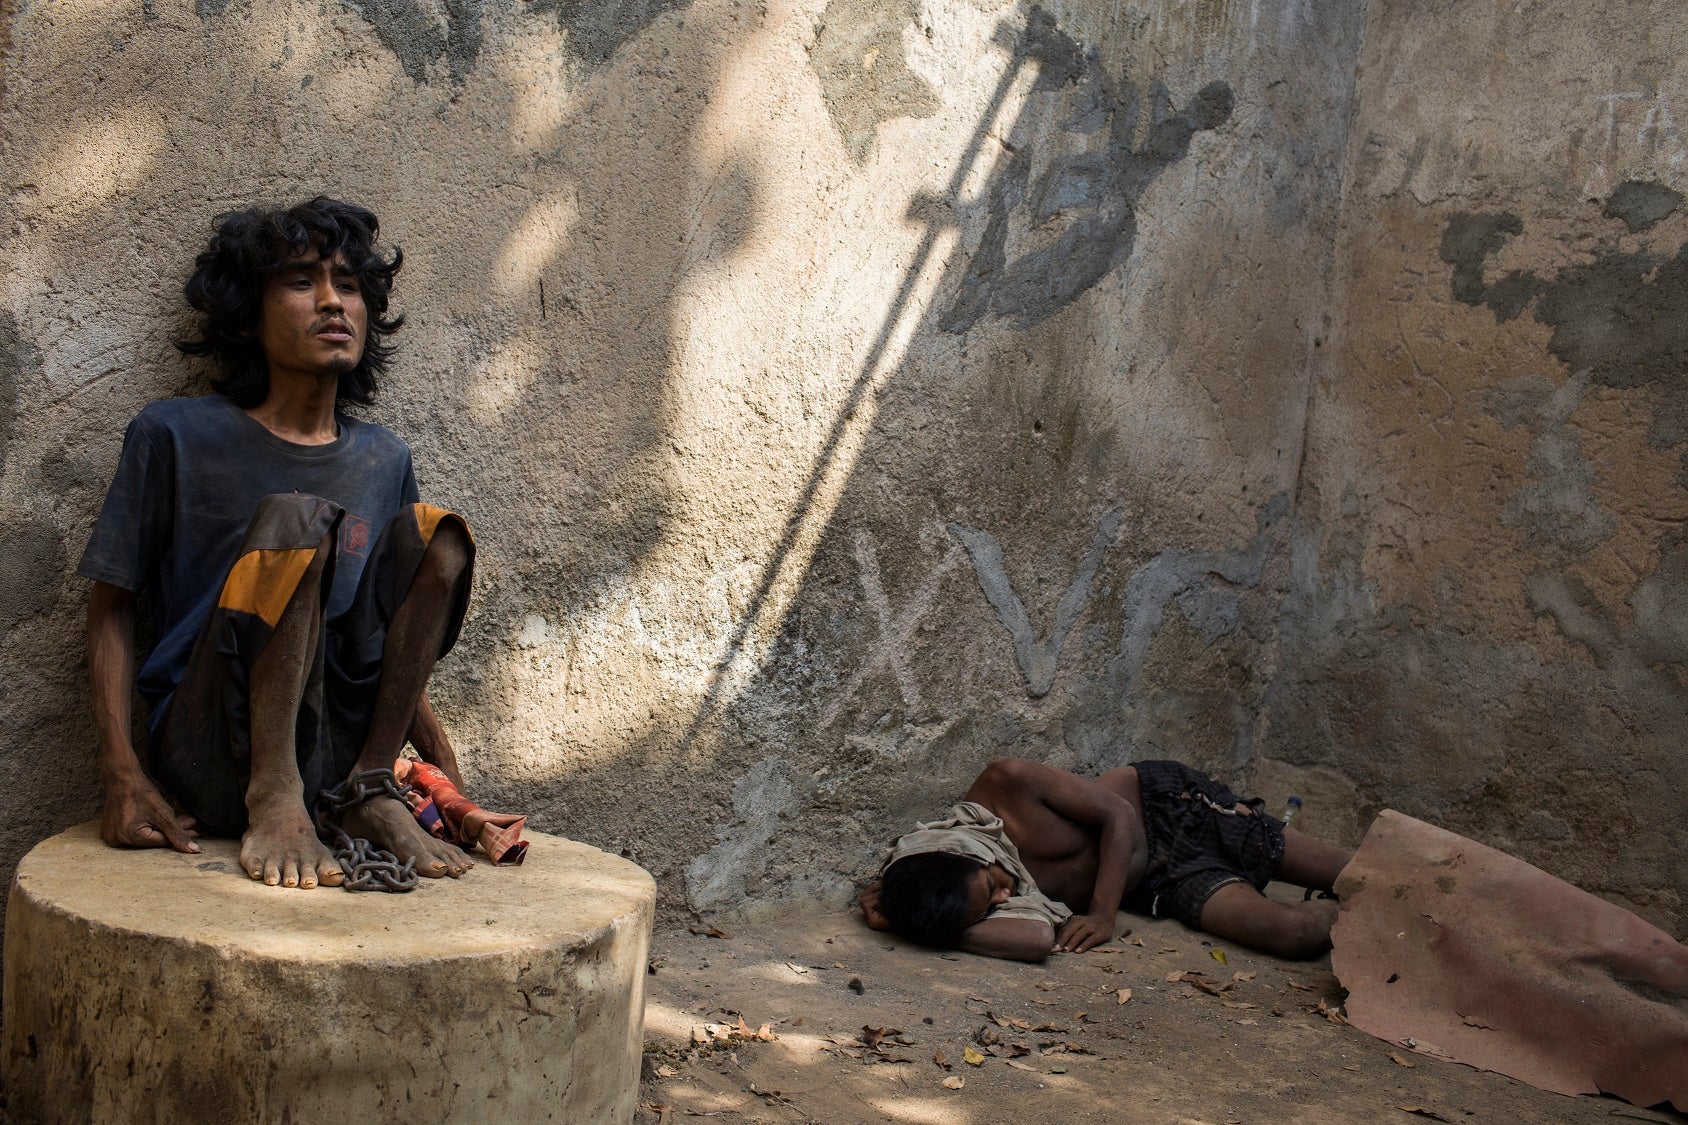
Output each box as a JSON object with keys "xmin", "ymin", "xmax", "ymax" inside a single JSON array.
[
  {"xmin": 969, "ymin": 758, "xmax": 1146, "ymax": 953},
  {"xmin": 406, "ymin": 690, "xmax": 463, "ymax": 788},
  {"xmin": 88, "ymin": 581, "xmax": 198, "ymax": 852},
  {"xmin": 958, "ymin": 916, "xmax": 1055, "ymax": 963}
]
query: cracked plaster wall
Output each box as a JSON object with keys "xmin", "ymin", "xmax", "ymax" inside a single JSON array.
[
  {"xmin": 20, "ymin": 0, "xmax": 1673, "ymax": 942},
  {"xmin": 0, "ymin": 0, "xmax": 1358, "ymax": 937},
  {"xmin": 1271, "ymin": 0, "xmax": 1688, "ymax": 931}
]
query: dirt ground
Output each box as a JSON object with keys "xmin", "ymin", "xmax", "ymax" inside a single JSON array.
[{"xmin": 636, "ymin": 896, "xmax": 1685, "ymax": 1125}]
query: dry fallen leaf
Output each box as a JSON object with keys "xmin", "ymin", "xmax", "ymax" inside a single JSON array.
[
  {"xmin": 687, "ymin": 925, "xmax": 730, "ymax": 939},
  {"xmin": 933, "ymin": 1048, "xmax": 949, "ymax": 1069},
  {"xmin": 962, "ymin": 1046, "xmax": 986, "ymax": 1066},
  {"xmin": 654, "ymin": 1063, "xmax": 678, "ymax": 1078},
  {"xmin": 1165, "ymin": 970, "xmax": 1189, "ymax": 983},
  {"xmin": 648, "ymin": 1103, "xmax": 672, "ymax": 1124},
  {"xmin": 754, "ymin": 1024, "xmax": 775, "ymax": 1042},
  {"xmin": 1116, "ymin": 989, "xmax": 1133, "ymax": 1005},
  {"xmin": 1129, "ymin": 938, "xmax": 1145, "ymax": 947},
  {"xmin": 859, "ymin": 1026, "xmax": 900, "ymax": 1049},
  {"xmin": 1233, "ymin": 970, "xmax": 1256, "ymax": 982},
  {"xmin": 941, "ymin": 1076, "xmax": 965, "ymax": 1090},
  {"xmin": 1004, "ymin": 1059, "xmax": 1039, "ymax": 1072},
  {"xmin": 1389, "ymin": 1052, "xmax": 1416, "ymax": 1068},
  {"xmin": 785, "ymin": 963, "xmax": 808, "ymax": 975}
]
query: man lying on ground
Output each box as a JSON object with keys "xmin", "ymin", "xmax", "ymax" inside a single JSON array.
[
  {"xmin": 81, "ymin": 197, "xmax": 477, "ymax": 888},
  {"xmin": 859, "ymin": 758, "xmax": 1351, "ymax": 961}
]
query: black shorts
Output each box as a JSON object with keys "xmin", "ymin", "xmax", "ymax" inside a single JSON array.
[
  {"xmin": 1124, "ymin": 760, "xmax": 1286, "ymax": 928},
  {"xmin": 150, "ymin": 492, "xmax": 472, "ymax": 836}
]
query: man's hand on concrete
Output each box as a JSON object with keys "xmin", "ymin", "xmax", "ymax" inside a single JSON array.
[
  {"xmin": 101, "ymin": 772, "xmax": 199, "ymax": 853},
  {"xmin": 1053, "ymin": 911, "xmax": 1114, "ymax": 953}
]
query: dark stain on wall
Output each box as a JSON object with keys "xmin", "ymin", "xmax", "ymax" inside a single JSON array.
[
  {"xmin": 0, "ymin": 310, "xmax": 31, "ymax": 476},
  {"xmin": 941, "ymin": 8, "xmax": 1233, "ymax": 333},
  {"xmin": 808, "ymin": 0, "xmax": 940, "ymax": 165},
  {"xmin": 529, "ymin": 0, "xmax": 691, "ymax": 69},
  {"xmin": 1604, "ymin": 180, "xmax": 1683, "ymax": 234},
  {"xmin": 328, "ymin": 0, "xmax": 486, "ymax": 82},
  {"xmin": 1441, "ymin": 186, "xmax": 1688, "ymax": 456},
  {"xmin": 0, "ymin": 514, "xmax": 65, "ymax": 634}
]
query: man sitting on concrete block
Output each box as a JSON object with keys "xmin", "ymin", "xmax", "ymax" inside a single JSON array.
[
  {"xmin": 859, "ymin": 757, "xmax": 1351, "ymax": 961},
  {"xmin": 79, "ymin": 197, "xmax": 476, "ymax": 889}
]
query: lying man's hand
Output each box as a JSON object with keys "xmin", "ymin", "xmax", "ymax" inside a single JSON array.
[
  {"xmin": 859, "ymin": 880, "xmax": 892, "ymax": 931},
  {"xmin": 1053, "ymin": 910, "xmax": 1115, "ymax": 953},
  {"xmin": 101, "ymin": 773, "xmax": 199, "ymax": 853}
]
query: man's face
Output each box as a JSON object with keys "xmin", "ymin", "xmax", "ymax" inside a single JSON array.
[
  {"xmin": 256, "ymin": 250, "xmax": 368, "ymax": 382},
  {"xmin": 964, "ymin": 863, "xmax": 1016, "ymax": 926}
]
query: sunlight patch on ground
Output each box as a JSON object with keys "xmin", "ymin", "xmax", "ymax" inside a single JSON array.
[
  {"xmin": 867, "ymin": 1093, "xmax": 974, "ymax": 1123},
  {"xmin": 644, "ymin": 997, "xmax": 701, "ymax": 1040},
  {"xmin": 740, "ymin": 958, "xmax": 823, "ymax": 988}
]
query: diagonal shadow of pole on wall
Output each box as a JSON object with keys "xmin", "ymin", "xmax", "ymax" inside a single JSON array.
[{"xmin": 673, "ymin": 19, "xmax": 1036, "ymax": 755}]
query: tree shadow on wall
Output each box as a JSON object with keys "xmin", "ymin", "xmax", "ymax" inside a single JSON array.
[
  {"xmin": 0, "ymin": 0, "xmax": 747, "ymax": 914},
  {"xmin": 660, "ymin": 6, "xmax": 1267, "ymax": 915}
]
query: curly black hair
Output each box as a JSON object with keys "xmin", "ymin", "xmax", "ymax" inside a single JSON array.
[
  {"xmin": 176, "ymin": 196, "xmax": 404, "ymax": 408},
  {"xmin": 878, "ymin": 852, "xmax": 987, "ymax": 948}
]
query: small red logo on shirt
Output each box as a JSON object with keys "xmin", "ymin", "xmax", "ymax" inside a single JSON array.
[{"xmin": 341, "ymin": 515, "xmax": 372, "ymax": 559}]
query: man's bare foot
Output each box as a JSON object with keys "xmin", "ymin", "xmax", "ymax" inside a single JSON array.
[
  {"xmin": 1294, "ymin": 895, "xmax": 1342, "ymax": 937},
  {"xmin": 341, "ymin": 794, "xmax": 473, "ymax": 878},
  {"xmin": 240, "ymin": 803, "xmax": 345, "ymax": 889},
  {"xmin": 461, "ymin": 808, "xmax": 525, "ymax": 837}
]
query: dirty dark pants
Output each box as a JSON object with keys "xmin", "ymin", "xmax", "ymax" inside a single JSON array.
[
  {"xmin": 1124, "ymin": 760, "xmax": 1287, "ymax": 928},
  {"xmin": 150, "ymin": 492, "xmax": 472, "ymax": 836}
]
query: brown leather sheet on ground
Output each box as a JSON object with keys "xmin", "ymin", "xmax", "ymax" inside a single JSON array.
[{"xmin": 1331, "ymin": 811, "xmax": 1688, "ymax": 1112}]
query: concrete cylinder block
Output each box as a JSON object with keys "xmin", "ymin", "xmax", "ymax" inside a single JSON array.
[{"xmin": 3, "ymin": 822, "xmax": 654, "ymax": 1124}]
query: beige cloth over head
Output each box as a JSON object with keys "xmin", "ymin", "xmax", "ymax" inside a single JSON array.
[{"xmin": 884, "ymin": 801, "xmax": 1072, "ymax": 928}]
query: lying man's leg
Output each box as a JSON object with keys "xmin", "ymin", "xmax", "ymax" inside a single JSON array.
[
  {"xmin": 1199, "ymin": 881, "xmax": 1340, "ymax": 959},
  {"xmin": 1194, "ymin": 831, "xmax": 1351, "ymax": 957},
  {"xmin": 332, "ymin": 508, "xmax": 475, "ymax": 878},
  {"xmin": 1275, "ymin": 826, "xmax": 1352, "ymax": 894}
]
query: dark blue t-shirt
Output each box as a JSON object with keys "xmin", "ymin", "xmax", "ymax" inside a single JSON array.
[{"xmin": 77, "ymin": 395, "xmax": 420, "ymax": 717}]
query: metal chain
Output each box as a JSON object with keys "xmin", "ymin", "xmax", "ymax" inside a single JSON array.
[
  {"xmin": 331, "ymin": 832, "xmax": 419, "ymax": 893},
  {"xmin": 317, "ymin": 768, "xmax": 420, "ymax": 893}
]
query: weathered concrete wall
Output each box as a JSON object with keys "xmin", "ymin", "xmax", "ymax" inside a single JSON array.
[
  {"xmin": 1267, "ymin": 1, "xmax": 1688, "ymax": 931},
  {"xmin": 0, "ymin": 0, "xmax": 1361, "ymax": 933}
]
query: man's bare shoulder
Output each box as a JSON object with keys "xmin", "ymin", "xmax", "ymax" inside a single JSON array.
[{"xmin": 964, "ymin": 757, "xmax": 1104, "ymax": 817}]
